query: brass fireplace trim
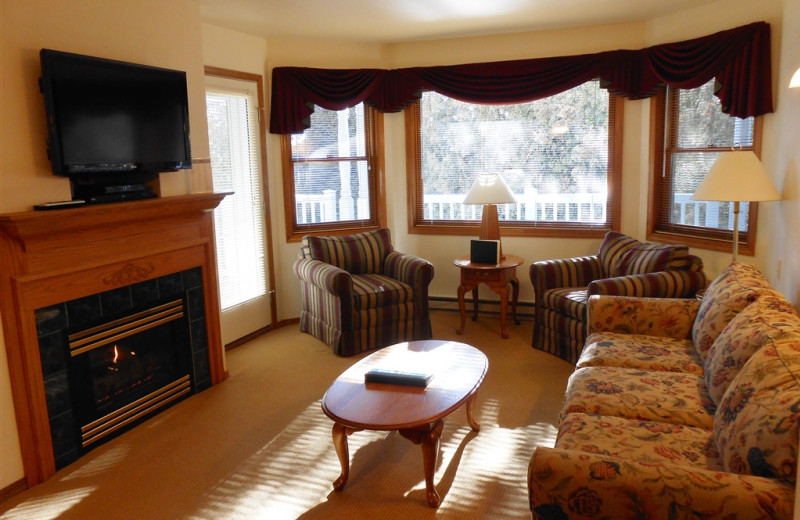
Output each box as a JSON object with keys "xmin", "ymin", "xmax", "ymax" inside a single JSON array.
[
  {"xmin": 81, "ymin": 375, "xmax": 192, "ymax": 447},
  {"xmin": 68, "ymin": 299, "xmax": 185, "ymax": 356}
]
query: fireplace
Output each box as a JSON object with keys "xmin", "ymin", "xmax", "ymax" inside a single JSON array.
[
  {"xmin": 0, "ymin": 193, "xmax": 227, "ymax": 486},
  {"xmin": 36, "ymin": 268, "xmax": 211, "ymax": 468}
]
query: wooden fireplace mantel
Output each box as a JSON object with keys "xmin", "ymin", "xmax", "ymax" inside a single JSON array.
[{"xmin": 0, "ymin": 193, "xmax": 228, "ymax": 487}]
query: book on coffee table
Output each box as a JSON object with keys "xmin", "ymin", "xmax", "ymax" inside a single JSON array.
[{"xmin": 365, "ymin": 368, "xmax": 434, "ymax": 387}]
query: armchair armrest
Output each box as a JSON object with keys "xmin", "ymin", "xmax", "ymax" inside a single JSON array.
[
  {"xmin": 383, "ymin": 251, "xmax": 434, "ymax": 289},
  {"xmin": 293, "ymin": 257, "xmax": 353, "ymax": 296},
  {"xmin": 529, "ymin": 447, "xmax": 794, "ymax": 520},
  {"xmin": 530, "ymin": 256, "xmax": 602, "ymax": 295},
  {"xmin": 587, "ymin": 270, "xmax": 706, "ymax": 299},
  {"xmin": 587, "ymin": 295, "xmax": 699, "ymax": 338}
]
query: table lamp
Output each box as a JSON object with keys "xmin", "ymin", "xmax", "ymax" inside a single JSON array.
[
  {"xmin": 463, "ymin": 172, "xmax": 516, "ymax": 259},
  {"xmin": 690, "ymin": 149, "xmax": 781, "ymax": 262}
]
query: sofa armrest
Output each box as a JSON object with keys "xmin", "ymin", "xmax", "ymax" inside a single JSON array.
[
  {"xmin": 383, "ymin": 251, "xmax": 434, "ymax": 289},
  {"xmin": 293, "ymin": 257, "xmax": 352, "ymax": 296},
  {"xmin": 586, "ymin": 295, "xmax": 699, "ymax": 338},
  {"xmin": 530, "ymin": 256, "xmax": 602, "ymax": 295},
  {"xmin": 529, "ymin": 447, "xmax": 794, "ymax": 520},
  {"xmin": 587, "ymin": 270, "xmax": 706, "ymax": 299}
]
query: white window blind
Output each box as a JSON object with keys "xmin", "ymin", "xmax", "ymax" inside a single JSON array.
[{"xmin": 206, "ymin": 83, "xmax": 267, "ymax": 310}]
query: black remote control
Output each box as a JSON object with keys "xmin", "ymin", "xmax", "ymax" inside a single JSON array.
[{"xmin": 33, "ymin": 200, "xmax": 87, "ymax": 210}]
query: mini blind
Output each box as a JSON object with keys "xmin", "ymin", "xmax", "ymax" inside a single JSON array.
[
  {"xmin": 206, "ymin": 82, "xmax": 267, "ymax": 310},
  {"xmin": 655, "ymin": 80, "xmax": 758, "ymax": 241}
]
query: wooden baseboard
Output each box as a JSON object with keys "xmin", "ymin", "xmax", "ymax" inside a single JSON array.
[
  {"xmin": 224, "ymin": 318, "xmax": 301, "ymax": 351},
  {"xmin": 0, "ymin": 478, "xmax": 27, "ymax": 503},
  {"xmin": 429, "ymin": 296, "xmax": 534, "ymax": 319}
]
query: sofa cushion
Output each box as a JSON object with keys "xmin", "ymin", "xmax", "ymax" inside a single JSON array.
[
  {"xmin": 580, "ymin": 332, "xmax": 703, "ymax": 374},
  {"xmin": 596, "ymin": 231, "xmax": 640, "ymax": 278},
  {"xmin": 704, "ymin": 291, "xmax": 800, "ymax": 404},
  {"xmin": 561, "ymin": 366, "xmax": 716, "ymax": 429},
  {"xmin": 692, "ymin": 262, "xmax": 772, "ymax": 360},
  {"xmin": 714, "ymin": 331, "xmax": 800, "ymax": 484},
  {"xmin": 619, "ymin": 243, "xmax": 687, "ymax": 276},
  {"xmin": 557, "ymin": 412, "xmax": 722, "ymax": 470},
  {"xmin": 306, "ymin": 228, "xmax": 393, "ymax": 275}
]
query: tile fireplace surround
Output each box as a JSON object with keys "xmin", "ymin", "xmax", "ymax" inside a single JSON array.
[{"xmin": 0, "ymin": 193, "xmax": 228, "ymax": 488}]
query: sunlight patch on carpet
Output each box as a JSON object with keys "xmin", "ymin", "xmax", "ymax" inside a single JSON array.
[{"xmin": 0, "ymin": 488, "xmax": 95, "ymax": 519}]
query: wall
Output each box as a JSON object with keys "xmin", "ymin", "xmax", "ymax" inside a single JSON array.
[{"xmin": 0, "ymin": 0, "xmax": 209, "ymax": 491}]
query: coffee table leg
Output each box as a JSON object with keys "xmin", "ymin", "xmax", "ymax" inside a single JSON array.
[
  {"xmin": 332, "ymin": 422, "xmax": 351, "ymax": 491},
  {"xmin": 420, "ymin": 420, "xmax": 444, "ymax": 507},
  {"xmin": 466, "ymin": 392, "xmax": 481, "ymax": 431}
]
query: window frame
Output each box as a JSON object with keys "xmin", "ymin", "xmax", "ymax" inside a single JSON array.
[
  {"xmin": 405, "ymin": 86, "xmax": 623, "ymax": 238},
  {"xmin": 281, "ymin": 105, "xmax": 386, "ymax": 242},
  {"xmin": 647, "ymin": 85, "xmax": 763, "ymax": 255}
]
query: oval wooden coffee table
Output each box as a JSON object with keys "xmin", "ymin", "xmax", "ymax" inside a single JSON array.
[{"xmin": 321, "ymin": 339, "xmax": 488, "ymax": 507}]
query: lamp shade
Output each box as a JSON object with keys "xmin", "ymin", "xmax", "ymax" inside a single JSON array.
[
  {"xmin": 690, "ymin": 150, "xmax": 781, "ymax": 203},
  {"xmin": 463, "ymin": 173, "xmax": 516, "ymax": 205},
  {"xmin": 791, "ymin": 66, "xmax": 800, "ymax": 88}
]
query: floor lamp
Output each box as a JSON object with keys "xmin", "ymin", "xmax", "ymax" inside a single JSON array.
[
  {"xmin": 463, "ymin": 172, "xmax": 516, "ymax": 260},
  {"xmin": 690, "ymin": 150, "xmax": 781, "ymax": 262}
]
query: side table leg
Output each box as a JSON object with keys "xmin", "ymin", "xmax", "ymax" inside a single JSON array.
[
  {"xmin": 420, "ymin": 420, "xmax": 445, "ymax": 507},
  {"xmin": 498, "ymin": 286, "xmax": 509, "ymax": 338},
  {"xmin": 510, "ymin": 277, "xmax": 520, "ymax": 325},
  {"xmin": 471, "ymin": 286, "xmax": 479, "ymax": 321},
  {"xmin": 456, "ymin": 284, "xmax": 468, "ymax": 334},
  {"xmin": 332, "ymin": 422, "xmax": 352, "ymax": 491}
]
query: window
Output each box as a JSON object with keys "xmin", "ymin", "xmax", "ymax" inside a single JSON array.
[
  {"xmin": 206, "ymin": 75, "xmax": 268, "ymax": 311},
  {"xmin": 649, "ymin": 79, "xmax": 762, "ymax": 254},
  {"xmin": 281, "ymin": 103, "xmax": 385, "ymax": 241},
  {"xmin": 406, "ymin": 81, "xmax": 622, "ymax": 237}
]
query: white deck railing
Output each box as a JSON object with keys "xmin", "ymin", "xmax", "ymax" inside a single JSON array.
[{"xmin": 295, "ymin": 190, "xmax": 743, "ymax": 230}]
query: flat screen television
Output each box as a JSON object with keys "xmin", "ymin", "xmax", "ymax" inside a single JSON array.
[{"xmin": 39, "ymin": 49, "xmax": 192, "ymax": 202}]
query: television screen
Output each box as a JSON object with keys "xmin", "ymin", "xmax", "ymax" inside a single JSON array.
[{"xmin": 39, "ymin": 49, "xmax": 192, "ymax": 177}]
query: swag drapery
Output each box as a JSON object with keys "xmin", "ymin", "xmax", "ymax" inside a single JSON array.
[{"xmin": 270, "ymin": 21, "xmax": 772, "ymax": 134}]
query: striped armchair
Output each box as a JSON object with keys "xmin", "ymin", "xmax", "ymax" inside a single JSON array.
[
  {"xmin": 529, "ymin": 231, "xmax": 706, "ymax": 364},
  {"xmin": 294, "ymin": 228, "xmax": 434, "ymax": 357}
]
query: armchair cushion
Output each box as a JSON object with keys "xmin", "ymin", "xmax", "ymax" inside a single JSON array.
[
  {"xmin": 352, "ymin": 274, "xmax": 414, "ymax": 309},
  {"xmin": 596, "ymin": 231, "xmax": 639, "ymax": 277},
  {"xmin": 541, "ymin": 287, "xmax": 587, "ymax": 320},
  {"xmin": 619, "ymin": 242, "xmax": 688, "ymax": 275},
  {"xmin": 306, "ymin": 228, "xmax": 392, "ymax": 275}
]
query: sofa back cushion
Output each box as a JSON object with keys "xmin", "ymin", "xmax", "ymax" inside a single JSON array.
[
  {"xmin": 692, "ymin": 262, "xmax": 772, "ymax": 360},
  {"xmin": 704, "ymin": 291, "xmax": 800, "ymax": 404},
  {"xmin": 596, "ymin": 231, "xmax": 640, "ymax": 277},
  {"xmin": 306, "ymin": 228, "xmax": 393, "ymax": 275},
  {"xmin": 714, "ymin": 330, "xmax": 800, "ymax": 484},
  {"xmin": 619, "ymin": 243, "xmax": 688, "ymax": 276}
]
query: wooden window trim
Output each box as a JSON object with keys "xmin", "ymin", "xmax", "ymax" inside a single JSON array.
[
  {"xmin": 647, "ymin": 86, "xmax": 763, "ymax": 255},
  {"xmin": 281, "ymin": 107, "xmax": 386, "ymax": 242},
  {"xmin": 405, "ymin": 91, "xmax": 623, "ymax": 238}
]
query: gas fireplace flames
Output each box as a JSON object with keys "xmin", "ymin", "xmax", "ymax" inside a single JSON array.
[{"xmin": 108, "ymin": 345, "xmax": 137, "ymax": 371}]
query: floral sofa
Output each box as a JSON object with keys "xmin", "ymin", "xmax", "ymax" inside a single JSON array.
[{"xmin": 528, "ymin": 262, "xmax": 799, "ymax": 519}]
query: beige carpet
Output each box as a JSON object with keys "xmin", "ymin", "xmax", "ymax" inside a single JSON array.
[{"xmin": 0, "ymin": 310, "xmax": 574, "ymax": 520}]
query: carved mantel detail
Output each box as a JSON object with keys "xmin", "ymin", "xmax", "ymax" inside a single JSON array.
[{"xmin": 103, "ymin": 262, "xmax": 155, "ymax": 287}]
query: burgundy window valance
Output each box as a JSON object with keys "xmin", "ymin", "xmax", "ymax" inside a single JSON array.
[{"xmin": 270, "ymin": 21, "xmax": 772, "ymax": 134}]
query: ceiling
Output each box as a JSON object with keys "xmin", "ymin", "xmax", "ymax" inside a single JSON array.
[{"xmin": 198, "ymin": 0, "xmax": 721, "ymax": 44}]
